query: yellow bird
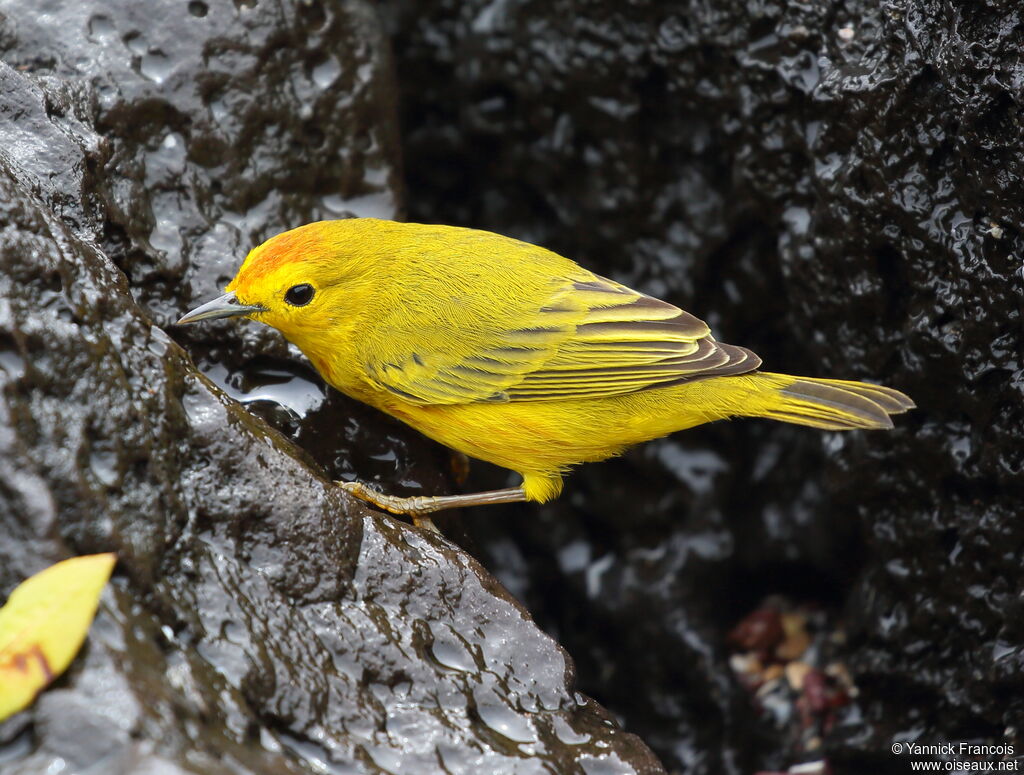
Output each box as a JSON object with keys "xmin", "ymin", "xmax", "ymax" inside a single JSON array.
[{"xmin": 178, "ymin": 219, "xmax": 913, "ymax": 520}]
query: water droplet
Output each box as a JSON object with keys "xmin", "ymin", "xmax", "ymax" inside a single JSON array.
[
  {"xmin": 552, "ymin": 716, "xmax": 592, "ymax": 745},
  {"xmin": 140, "ymin": 50, "xmax": 173, "ymax": 83},
  {"xmin": 182, "ymin": 384, "xmax": 226, "ymax": 429},
  {"xmin": 430, "ymin": 625, "xmax": 477, "ymax": 672},
  {"xmin": 209, "ymin": 96, "xmax": 229, "ymax": 122},
  {"xmin": 222, "ymin": 620, "xmax": 246, "ymax": 642},
  {"xmin": 362, "ymin": 744, "xmax": 403, "ymax": 774},
  {"xmin": 90, "ymin": 449, "xmax": 119, "ymax": 487},
  {"xmin": 123, "ymin": 32, "xmax": 147, "ymax": 56},
  {"xmin": 87, "ymin": 15, "xmax": 116, "ymax": 41},
  {"xmin": 277, "ymin": 731, "xmax": 360, "ymax": 775},
  {"xmin": 312, "ymin": 56, "xmax": 341, "ymax": 89},
  {"xmin": 657, "ymin": 16, "xmax": 690, "ymax": 52},
  {"xmin": 993, "ymin": 641, "xmax": 1017, "ymax": 661},
  {"xmin": 148, "ymin": 325, "xmax": 171, "ymax": 356},
  {"xmin": 474, "ymin": 687, "xmax": 538, "ymax": 743},
  {"xmin": 0, "ymin": 349, "xmax": 25, "ymax": 379},
  {"xmin": 149, "ymin": 215, "xmax": 182, "ymax": 260},
  {"xmin": 783, "ymin": 206, "xmax": 811, "ymax": 235},
  {"xmin": 580, "ymin": 753, "xmax": 637, "ymax": 775}
]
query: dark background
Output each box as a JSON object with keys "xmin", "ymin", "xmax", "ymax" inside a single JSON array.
[{"xmin": 380, "ymin": 1, "xmax": 1024, "ymax": 772}]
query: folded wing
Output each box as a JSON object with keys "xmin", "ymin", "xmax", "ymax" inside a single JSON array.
[{"xmin": 366, "ymin": 274, "xmax": 760, "ymax": 405}]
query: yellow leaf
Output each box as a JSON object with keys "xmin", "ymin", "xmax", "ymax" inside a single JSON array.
[{"xmin": 0, "ymin": 553, "xmax": 116, "ymax": 721}]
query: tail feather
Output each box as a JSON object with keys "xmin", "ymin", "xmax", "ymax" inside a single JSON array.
[{"xmin": 744, "ymin": 373, "xmax": 914, "ymax": 431}]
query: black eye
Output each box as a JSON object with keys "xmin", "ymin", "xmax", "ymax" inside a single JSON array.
[{"xmin": 285, "ymin": 283, "xmax": 314, "ymax": 306}]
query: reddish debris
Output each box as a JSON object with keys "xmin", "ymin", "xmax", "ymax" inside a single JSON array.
[{"xmin": 728, "ymin": 607, "xmax": 784, "ymax": 653}]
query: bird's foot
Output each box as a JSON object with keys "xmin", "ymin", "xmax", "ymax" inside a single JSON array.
[
  {"xmin": 336, "ymin": 480, "xmax": 441, "ymax": 531},
  {"xmin": 336, "ymin": 480, "xmax": 529, "ymax": 528}
]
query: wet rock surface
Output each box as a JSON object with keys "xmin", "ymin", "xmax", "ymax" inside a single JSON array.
[
  {"xmin": 382, "ymin": 0, "xmax": 1024, "ymax": 773},
  {"xmin": 0, "ymin": 3, "xmax": 663, "ymax": 774}
]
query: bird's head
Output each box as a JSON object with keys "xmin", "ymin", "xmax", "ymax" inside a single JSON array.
[{"xmin": 177, "ymin": 219, "xmax": 381, "ymax": 344}]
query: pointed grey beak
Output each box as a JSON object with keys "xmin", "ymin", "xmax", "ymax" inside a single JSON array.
[{"xmin": 175, "ymin": 291, "xmax": 265, "ymax": 325}]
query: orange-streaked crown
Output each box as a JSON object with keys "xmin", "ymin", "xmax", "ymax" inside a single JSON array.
[
  {"xmin": 224, "ymin": 218, "xmax": 403, "ymax": 307},
  {"xmin": 226, "ymin": 221, "xmax": 334, "ymax": 297}
]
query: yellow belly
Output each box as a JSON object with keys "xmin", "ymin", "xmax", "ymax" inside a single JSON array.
[{"xmin": 370, "ymin": 380, "xmax": 739, "ymax": 500}]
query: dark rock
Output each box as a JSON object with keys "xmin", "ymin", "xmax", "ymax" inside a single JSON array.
[
  {"xmin": 0, "ymin": 4, "xmax": 663, "ymax": 774},
  {"xmin": 383, "ymin": 0, "xmax": 1024, "ymax": 772}
]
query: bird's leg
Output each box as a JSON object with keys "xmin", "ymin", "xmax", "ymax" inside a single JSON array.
[{"xmin": 336, "ymin": 480, "xmax": 527, "ymax": 527}]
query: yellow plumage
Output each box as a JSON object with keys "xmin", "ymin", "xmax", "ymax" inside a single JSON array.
[{"xmin": 180, "ymin": 218, "xmax": 913, "ymax": 515}]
